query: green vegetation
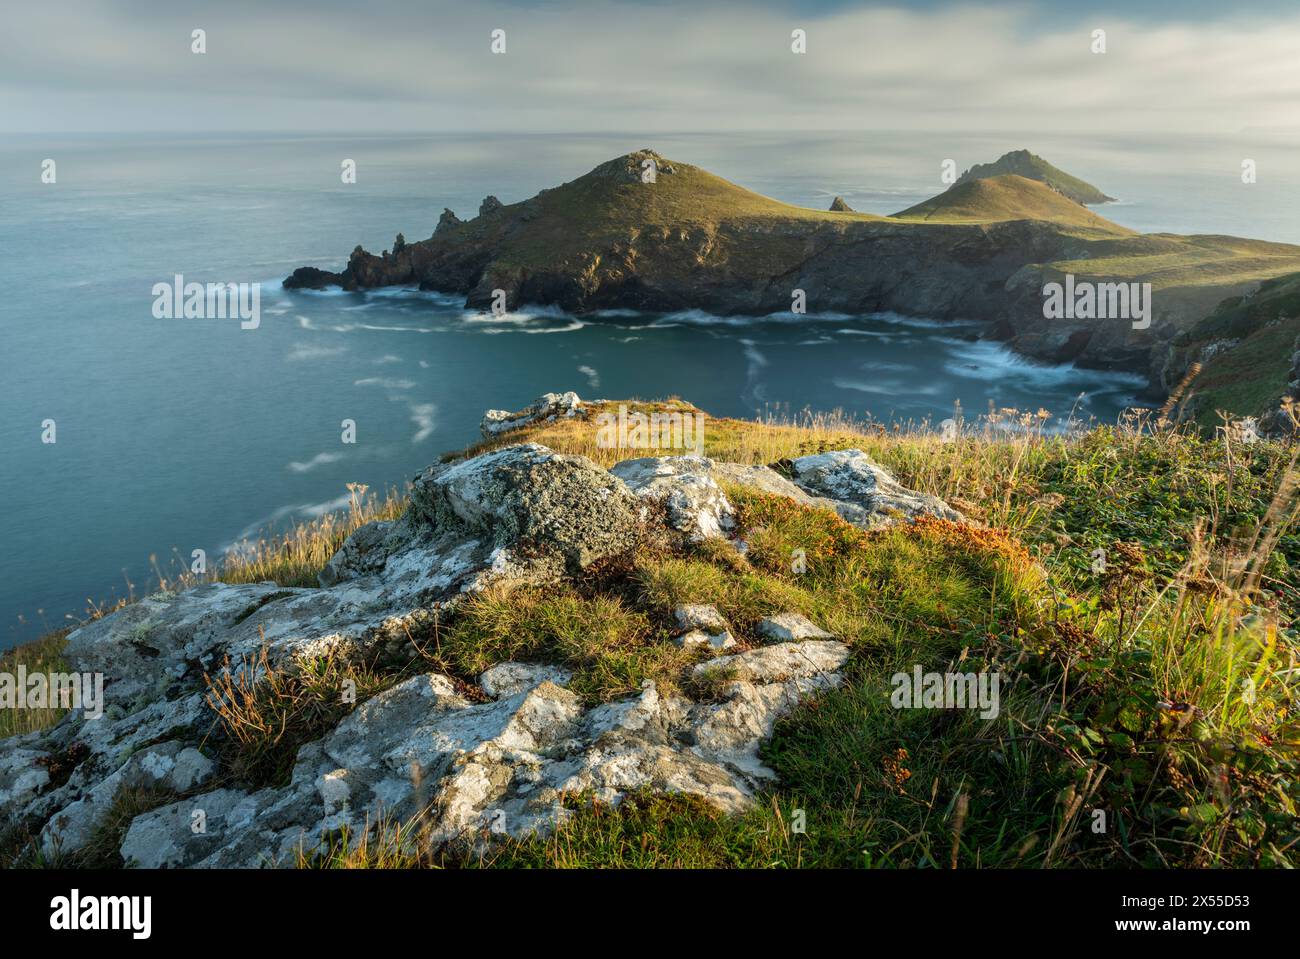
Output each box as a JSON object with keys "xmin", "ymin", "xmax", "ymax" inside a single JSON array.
[
  {"xmin": 1175, "ymin": 273, "xmax": 1300, "ymax": 428},
  {"xmin": 218, "ymin": 485, "xmax": 407, "ymax": 588}
]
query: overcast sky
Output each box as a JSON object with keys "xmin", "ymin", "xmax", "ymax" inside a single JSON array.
[{"xmin": 2, "ymin": 0, "xmax": 1298, "ymax": 134}]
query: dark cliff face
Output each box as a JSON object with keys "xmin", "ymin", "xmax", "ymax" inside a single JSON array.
[{"xmin": 284, "ymin": 150, "xmax": 1300, "ymax": 388}]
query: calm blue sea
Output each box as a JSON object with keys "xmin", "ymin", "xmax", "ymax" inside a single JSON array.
[{"xmin": 3, "ymin": 130, "xmax": 1297, "ymax": 647}]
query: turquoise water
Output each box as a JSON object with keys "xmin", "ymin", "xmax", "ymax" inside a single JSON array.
[{"xmin": 4, "ymin": 131, "xmax": 1293, "ymax": 647}]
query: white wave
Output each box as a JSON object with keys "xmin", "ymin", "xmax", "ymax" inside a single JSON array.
[
  {"xmin": 942, "ymin": 340, "xmax": 1146, "ymax": 391},
  {"xmin": 834, "ymin": 377, "xmax": 942, "ymax": 396},
  {"xmin": 287, "ymin": 451, "xmax": 344, "ymax": 474},
  {"xmin": 362, "ymin": 287, "xmax": 465, "ymax": 307},
  {"xmin": 740, "ymin": 339, "xmax": 769, "ymax": 405},
  {"xmin": 286, "ymin": 285, "xmax": 350, "ymax": 297},
  {"xmin": 409, "ymin": 402, "xmax": 436, "ymax": 444},
  {"xmin": 222, "ymin": 493, "xmax": 353, "ymax": 553},
  {"xmin": 354, "ymin": 377, "xmax": 415, "ymax": 390},
  {"xmin": 578, "ymin": 365, "xmax": 601, "ymax": 389},
  {"xmin": 860, "ymin": 360, "xmax": 916, "ymax": 372},
  {"xmin": 287, "ymin": 343, "xmax": 347, "ymax": 362},
  {"xmin": 652, "ymin": 308, "xmax": 853, "ymax": 328}
]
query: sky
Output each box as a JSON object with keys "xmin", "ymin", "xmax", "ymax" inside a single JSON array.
[{"xmin": 1, "ymin": 0, "xmax": 1298, "ymax": 134}]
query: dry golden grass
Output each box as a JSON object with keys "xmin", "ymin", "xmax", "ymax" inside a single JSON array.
[{"xmin": 215, "ymin": 485, "xmax": 407, "ymax": 588}]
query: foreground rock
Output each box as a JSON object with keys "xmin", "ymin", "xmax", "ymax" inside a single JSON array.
[
  {"xmin": 672, "ymin": 604, "xmax": 737, "ymax": 653},
  {"xmin": 611, "ymin": 455, "xmax": 736, "ymax": 541},
  {"xmin": 612, "ymin": 451, "xmax": 961, "ymax": 533},
  {"xmin": 789, "ymin": 449, "xmax": 963, "ymax": 527},
  {"xmin": 758, "ymin": 612, "xmax": 835, "ymax": 643},
  {"xmin": 0, "ymin": 412, "xmax": 961, "ymax": 867},
  {"xmin": 120, "ymin": 643, "xmax": 848, "ymax": 867},
  {"xmin": 2, "ymin": 442, "xmax": 643, "ymax": 861}
]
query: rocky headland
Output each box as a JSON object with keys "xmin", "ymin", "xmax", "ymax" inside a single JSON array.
[{"xmin": 284, "ymin": 149, "xmax": 1300, "ymax": 399}]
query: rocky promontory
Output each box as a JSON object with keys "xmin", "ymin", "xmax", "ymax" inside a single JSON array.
[
  {"xmin": 284, "ymin": 149, "xmax": 1300, "ymax": 392},
  {"xmin": 0, "ymin": 393, "xmax": 961, "ymax": 868}
]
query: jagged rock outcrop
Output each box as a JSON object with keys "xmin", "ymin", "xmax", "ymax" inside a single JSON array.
[
  {"xmin": 479, "ymin": 391, "xmax": 582, "ymax": 439},
  {"xmin": 829, "ymin": 196, "xmax": 854, "ymax": 212},
  {"xmin": 0, "ymin": 406, "xmax": 962, "ymax": 868},
  {"xmin": 788, "ymin": 449, "xmax": 963, "ymax": 527},
  {"xmin": 119, "ymin": 642, "xmax": 845, "ymax": 867},
  {"xmin": 610, "ymin": 451, "xmax": 962, "ymax": 535},
  {"xmin": 435, "ymin": 208, "xmax": 463, "ymax": 234},
  {"xmin": 479, "ymin": 196, "xmax": 503, "ymax": 216},
  {"xmin": 611, "ymin": 455, "xmax": 737, "ymax": 541}
]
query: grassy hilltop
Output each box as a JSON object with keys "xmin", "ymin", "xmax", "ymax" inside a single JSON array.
[
  {"xmin": 7, "ymin": 400, "xmax": 1297, "ymax": 869},
  {"xmin": 951, "ymin": 148, "xmax": 1116, "ymax": 205},
  {"xmin": 893, "ymin": 174, "xmax": 1129, "ymax": 230}
]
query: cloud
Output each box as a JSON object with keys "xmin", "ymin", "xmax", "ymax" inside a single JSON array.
[{"xmin": 2, "ymin": 1, "xmax": 1298, "ymax": 133}]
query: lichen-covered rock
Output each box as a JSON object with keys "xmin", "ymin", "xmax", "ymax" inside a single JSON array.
[
  {"xmin": 479, "ymin": 662, "xmax": 573, "ymax": 698},
  {"xmin": 692, "ymin": 640, "xmax": 851, "ymax": 684},
  {"xmin": 1, "ymin": 421, "xmax": 890, "ymax": 870},
  {"xmin": 41, "ymin": 741, "xmax": 215, "ymax": 859},
  {"xmin": 480, "ymin": 392, "xmax": 581, "ymax": 439},
  {"xmin": 671, "ymin": 604, "xmax": 736, "ymax": 652},
  {"xmin": 115, "ymin": 648, "xmax": 848, "ymax": 867},
  {"xmin": 674, "ymin": 604, "xmax": 727, "ymax": 633},
  {"xmin": 676, "ymin": 629, "xmax": 737, "ymax": 653},
  {"xmin": 0, "ymin": 441, "xmax": 651, "ymax": 863},
  {"xmin": 757, "ymin": 612, "xmax": 835, "ymax": 643},
  {"xmin": 789, "ymin": 449, "xmax": 963, "ymax": 527},
  {"xmin": 611, "ymin": 455, "xmax": 736, "ymax": 541},
  {"xmin": 407, "ymin": 443, "xmax": 641, "ymax": 575}
]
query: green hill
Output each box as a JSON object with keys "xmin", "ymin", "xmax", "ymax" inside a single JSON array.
[
  {"xmin": 891, "ymin": 175, "xmax": 1130, "ymax": 232},
  {"xmin": 951, "ymin": 149, "xmax": 1115, "ymax": 204}
]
